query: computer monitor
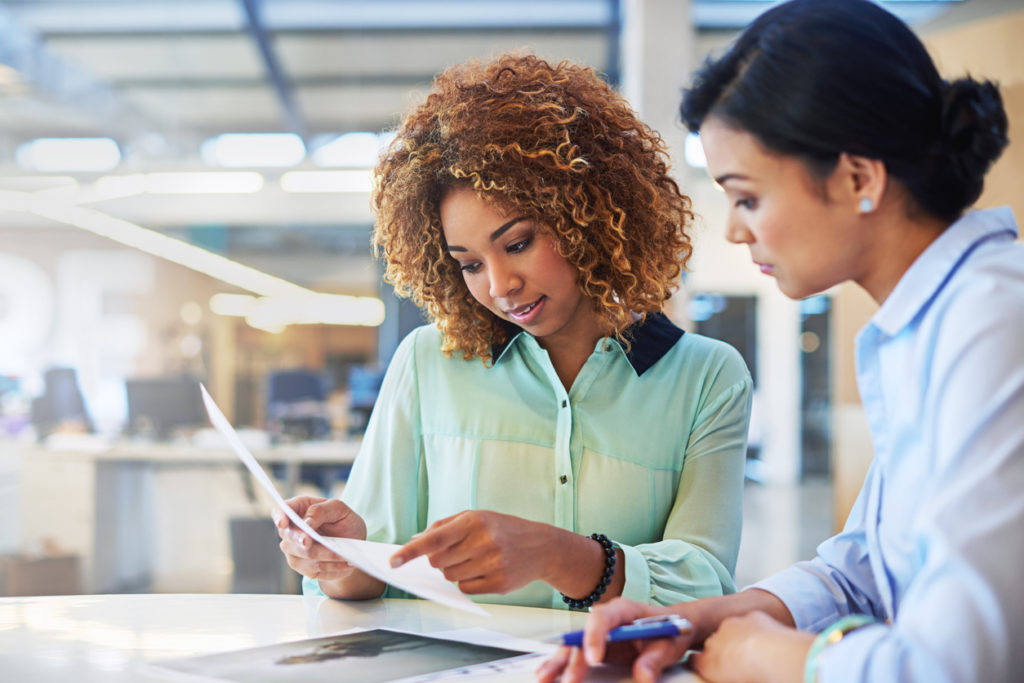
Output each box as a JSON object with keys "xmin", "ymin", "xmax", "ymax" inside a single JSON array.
[{"xmin": 124, "ymin": 376, "xmax": 206, "ymax": 440}]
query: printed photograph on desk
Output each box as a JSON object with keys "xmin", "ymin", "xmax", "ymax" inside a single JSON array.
[{"xmin": 149, "ymin": 627, "xmax": 534, "ymax": 682}]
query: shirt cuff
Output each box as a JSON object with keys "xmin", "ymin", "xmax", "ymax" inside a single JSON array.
[
  {"xmin": 302, "ymin": 575, "xmax": 326, "ymax": 597},
  {"xmin": 752, "ymin": 566, "xmax": 842, "ymax": 633},
  {"xmin": 619, "ymin": 543, "xmax": 652, "ymax": 603}
]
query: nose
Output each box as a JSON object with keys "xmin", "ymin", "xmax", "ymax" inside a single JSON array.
[
  {"xmin": 724, "ymin": 212, "xmax": 754, "ymax": 245},
  {"xmin": 488, "ymin": 260, "xmax": 522, "ymax": 299}
]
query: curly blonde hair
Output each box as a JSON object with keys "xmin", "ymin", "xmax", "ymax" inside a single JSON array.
[{"xmin": 372, "ymin": 51, "xmax": 694, "ymax": 361}]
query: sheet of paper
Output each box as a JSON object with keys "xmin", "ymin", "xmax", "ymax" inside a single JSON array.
[{"xmin": 199, "ymin": 384, "xmax": 488, "ymax": 616}]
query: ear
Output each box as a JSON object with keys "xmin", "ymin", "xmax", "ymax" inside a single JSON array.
[{"xmin": 833, "ymin": 153, "xmax": 887, "ymax": 214}]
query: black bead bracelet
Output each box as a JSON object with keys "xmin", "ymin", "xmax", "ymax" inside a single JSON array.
[{"xmin": 561, "ymin": 533, "xmax": 616, "ymax": 610}]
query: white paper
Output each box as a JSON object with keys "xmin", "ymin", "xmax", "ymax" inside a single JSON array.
[
  {"xmin": 200, "ymin": 384, "xmax": 489, "ymax": 616},
  {"xmin": 385, "ymin": 627, "xmax": 555, "ymax": 682}
]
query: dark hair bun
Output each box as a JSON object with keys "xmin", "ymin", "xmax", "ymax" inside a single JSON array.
[{"xmin": 928, "ymin": 78, "xmax": 1009, "ymax": 219}]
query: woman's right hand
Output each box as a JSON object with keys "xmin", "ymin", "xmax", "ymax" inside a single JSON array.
[
  {"xmin": 272, "ymin": 496, "xmax": 380, "ymax": 595},
  {"xmin": 535, "ymin": 598, "xmax": 697, "ymax": 683}
]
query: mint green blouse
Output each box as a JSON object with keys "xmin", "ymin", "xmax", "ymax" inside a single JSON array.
[{"xmin": 305, "ymin": 313, "xmax": 752, "ymax": 609}]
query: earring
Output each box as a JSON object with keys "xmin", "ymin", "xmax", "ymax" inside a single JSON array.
[{"xmin": 859, "ymin": 197, "xmax": 874, "ymax": 213}]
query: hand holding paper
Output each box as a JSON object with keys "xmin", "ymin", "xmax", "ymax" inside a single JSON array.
[
  {"xmin": 199, "ymin": 384, "xmax": 488, "ymax": 616},
  {"xmin": 272, "ymin": 494, "xmax": 381, "ymax": 595}
]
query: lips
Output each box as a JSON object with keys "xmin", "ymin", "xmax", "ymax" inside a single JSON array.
[{"xmin": 505, "ymin": 296, "xmax": 545, "ymax": 324}]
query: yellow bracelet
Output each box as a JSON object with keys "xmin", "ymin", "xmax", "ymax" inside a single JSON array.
[{"xmin": 803, "ymin": 615, "xmax": 876, "ymax": 683}]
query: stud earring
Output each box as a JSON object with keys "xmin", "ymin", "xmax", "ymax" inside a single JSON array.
[{"xmin": 859, "ymin": 197, "xmax": 874, "ymax": 213}]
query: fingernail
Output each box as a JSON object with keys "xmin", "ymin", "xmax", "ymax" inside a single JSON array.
[
  {"xmin": 390, "ymin": 556, "xmax": 404, "ymax": 568},
  {"xmin": 584, "ymin": 648, "xmax": 599, "ymax": 666},
  {"xmin": 304, "ymin": 518, "xmax": 314, "ymax": 527}
]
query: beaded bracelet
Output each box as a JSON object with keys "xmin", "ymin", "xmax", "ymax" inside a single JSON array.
[
  {"xmin": 803, "ymin": 614, "xmax": 877, "ymax": 683},
  {"xmin": 561, "ymin": 533, "xmax": 616, "ymax": 610}
]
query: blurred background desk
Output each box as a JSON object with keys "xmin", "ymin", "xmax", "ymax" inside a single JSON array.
[
  {"xmin": 3, "ymin": 439, "xmax": 359, "ymax": 595},
  {"xmin": 0, "ymin": 594, "xmax": 701, "ymax": 682}
]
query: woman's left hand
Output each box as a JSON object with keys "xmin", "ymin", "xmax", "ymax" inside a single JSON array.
[
  {"xmin": 389, "ymin": 510, "xmax": 555, "ymax": 595},
  {"xmin": 691, "ymin": 611, "xmax": 813, "ymax": 683}
]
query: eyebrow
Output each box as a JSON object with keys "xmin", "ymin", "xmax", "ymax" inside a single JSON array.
[
  {"xmin": 446, "ymin": 216, "xmax": 526, "ymax": 252},
  {"xmin": 713, "ymin": 173, "xmax": 750, "ymax": 186}
]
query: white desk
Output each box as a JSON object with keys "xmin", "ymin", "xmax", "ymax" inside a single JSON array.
[{"xmin": 0, "ymin": 594, "xmax": 702, "ymax": 682}]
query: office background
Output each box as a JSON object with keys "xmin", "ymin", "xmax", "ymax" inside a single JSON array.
[{"xmin": 0, "ymin": 0, "xmax": 1021, "ymax": 596}]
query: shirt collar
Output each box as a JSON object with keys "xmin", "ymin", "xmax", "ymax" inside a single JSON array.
[
  {"xmin": 871, "ymin": 207, "xmax": 1018, "ymax": 337},
  {"xmin": 490, "ymin": 311, "xmax": 684, "ymax": 376}
]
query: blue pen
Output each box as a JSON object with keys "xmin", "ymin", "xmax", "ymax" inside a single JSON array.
[{"xmin": 554, "ymin": 615, "xmax": 693, "ymax": 647}]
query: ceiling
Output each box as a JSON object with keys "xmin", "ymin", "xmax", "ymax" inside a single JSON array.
[
  {"xmin": 0, "ymin": 0, "xmax": 968, "ymax": 170},
  {"xmin": 0, "ymin": 0, "xmax": 969, "ymax": 292}
]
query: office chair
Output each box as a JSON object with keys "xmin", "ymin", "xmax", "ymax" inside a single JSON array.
[
  {"xmin": 30, "ymin": 367, "xmax": 93, "ymax": 440},
  {"xmin": 266, "ymin": 369, "xmax": 339, "ymax": 494}
]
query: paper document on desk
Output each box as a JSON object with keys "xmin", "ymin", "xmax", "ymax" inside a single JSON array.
[{"xmin": 200, "ymin": 384, "xmax": 488, "ymax": 616}]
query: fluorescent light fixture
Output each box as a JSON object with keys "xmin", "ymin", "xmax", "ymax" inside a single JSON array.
[
  {"xmin": 209, "ymin": 293, "xmax": 256, "ymax": 317},
  {"xmin": 92, "ymin": 174, "xmax": 147, "ymax": 201},
  {"xmin": 280, "ymin": 170, "xmax": 372, "ymax": 193},
  {"xmin": 145, "ymin": 172, "xmax": 263, "ymax": 194},
  {"xmin": 312, "ymin": 132, "xmax": 384, "ymax": 167},
  {"xmin": 29, "ymin": 198, "xmax": 309, "ymax": 298},
  {"xmin": 201, "ymin": 133, "xmax": 306, "ymax": 168},
  {"xmin": 210, "ymin": 292, "xmax": 386, "ymax": 329},
  {"xmin": 16, "ymin": 137, "xmax": 121, "ymax": 173},
  {"xmin": 2, "ymin": 183, "xmax": 385, "ymax": 329},
  {"xmin": 684, "ymin": 133, "xmax": 706, "ymax": 169}
]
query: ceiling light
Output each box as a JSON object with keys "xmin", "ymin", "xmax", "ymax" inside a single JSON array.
[
  {"xmin": 209, "ymin": 293, "xmax": 256, "ymax": 317},
  {"xmin": 145, "ymin": 172, "xmax": 263, "ymax": 194},
  {"xmin": 210, "ymin": 292, "xmax": 386, "ymax": 329},
  {"xmin": 2, "ymin": 182, "xmax": 388, "ymax": 330},
  {"xmin": 91, "ymin": 174, "xmax": 147, "ymax": 202},
  {"xmin": 29, "ymin": 198, "xmax": 309, "ymax": 299},
  {"xmin": 312, "ymin": 132, "xmax": 384, "ymax": 168},
  {"xmin": 280, "ymin": 170, "xmax": 372, "ymax": 193},
  {"xmin": 16, "ymin": 137, "xmax": 122, "ymax": 173},
  {"xmin": 201, "ymin": 133, "xmax": 306, "ymax": 168}
]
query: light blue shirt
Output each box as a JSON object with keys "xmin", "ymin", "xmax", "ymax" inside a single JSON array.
[
  {"xmin": 307, "ymin": 313, "xmax": 752, "ymax": 608},
  {"xmin": 756, "ymin": 208, "xmax": 1024, "ymax": 682}
]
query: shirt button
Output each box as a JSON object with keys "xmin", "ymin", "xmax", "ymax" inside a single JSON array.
[
  {"xmin": 559, "ymin": 475, "xmax": 568, "ymax": 485},
  {"xmin": 561, "ymin": 399, "xmax": 567, "ymax": 408}
]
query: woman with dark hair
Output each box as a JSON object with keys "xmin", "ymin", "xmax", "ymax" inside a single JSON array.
[
  {"xmin": 273, "ymin": 51, "xmax": 753, "ymax": 611},
  {"xmin": 538, "ymin": 0, "xmax": 1021, "ymax": 681}
]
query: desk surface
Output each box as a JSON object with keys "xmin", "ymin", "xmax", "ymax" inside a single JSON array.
[{"xmin": 0, "ymin": 594, "xmax": 701, "ymax": 682}]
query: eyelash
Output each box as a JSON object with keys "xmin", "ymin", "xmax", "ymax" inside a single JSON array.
[
  {"xmin": 458, "ymin": 237, "xmax": 532, "ymax": 274},
  {"xmin": 734, "ymin": 198, "xmax": 757, "ymax": 210},
  {"xmin": 507, "ymin": 237, "xmax": 531, "ymax": 254}
]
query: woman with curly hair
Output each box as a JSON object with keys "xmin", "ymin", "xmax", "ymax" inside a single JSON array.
[{"xmin": 273, "ymin": 51, "xmax": 753, "ymax": 610}]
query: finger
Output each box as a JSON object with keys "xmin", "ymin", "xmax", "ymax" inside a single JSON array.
[
  {"xmin": 632, "ymin": 638, "xmax": 687, "ymax": 683},
  {"xmin": 534, "ymin": 645, "xmax": 572, "ymax": 683},
  {"xmin": 279, "ymin": 531, "xmax": 315, "ymax": 559},
  {"xmin": 279, "ymin": 536, "xmax": 354, "ymax": 571},
  {"xmin": 565, "ymin": 645, "xmax": 594, "ymax": 683},
  {"xmin": 276, "ymin": 495, "xmax": 325, "ymax": 528},
  {"xmin": 689, "ymin": 650, "xmax": 706, "ymax": 676},
  {"xmin": 298, "ymin": 498, "xmax": 339, "ymax": 526},
  {"xmin": 583, "ymin": 599, "xmax": 660, "ymax": 665},
  {"xmin": 449, "ymin": 572, "xmax": 495, "ymax": 595},
  {"xmin": 272, "ymin": 506, "xmax": 291, "ymax": 531},
  {"xmin": 283, "ymin": 553, "xmax": 354, "ymax": 581},
  {"xmin": 391, "ymin": 520, "xmax": 464, "ymax": 568}
]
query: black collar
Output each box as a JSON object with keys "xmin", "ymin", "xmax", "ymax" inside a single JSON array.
[{"xmin": 490, "ymin": 312, "xmax": 684, "ymax": 376}]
